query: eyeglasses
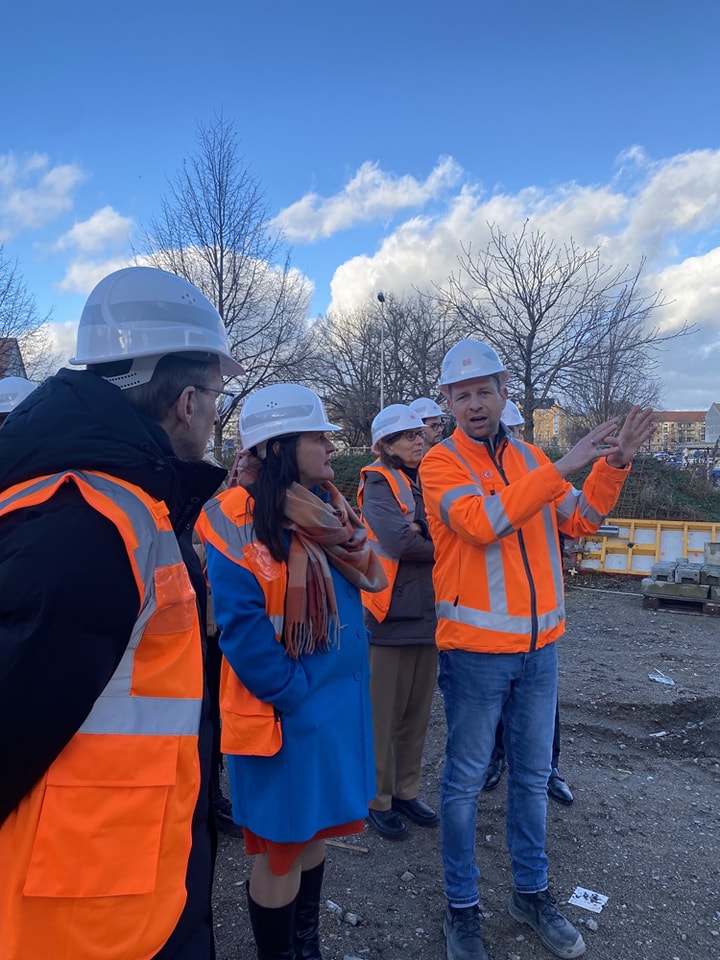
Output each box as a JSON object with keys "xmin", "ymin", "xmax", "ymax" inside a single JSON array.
[
  {"xmin": 192, "ymin": 385, "xmax": 238, "ymax": 416},
  {"xmin": 387, "ymin": 429, "xmax": 426, "ymax": 443},
  {"xmin": 426, "ymin": 422, "xmax": 444, "ymax": 432}
]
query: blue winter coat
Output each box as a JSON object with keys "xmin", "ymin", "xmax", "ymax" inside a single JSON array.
[{"xmin": 205, "ymin": 542, "xmax": 375, "ymax": 843}]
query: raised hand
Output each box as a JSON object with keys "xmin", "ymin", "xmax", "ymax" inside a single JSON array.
[
  {"xmin": 604, "ymin": 406, "xmax": 657, "ymax": 468},
  {"xmin": 554, "ymin": 417, "xmax": 620, "ymax": 477}
]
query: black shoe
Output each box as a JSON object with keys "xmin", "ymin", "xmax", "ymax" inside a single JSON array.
[
  {"xmin": 391, "ymin": 796, "xmax": 439, "ymax": 827},
  {"xmin": 443, "ymin": 903, "xmax": 488, "ymax": 960},
  {"xmin": 509, "ymin": 890, "xmax": 586, "ymax": 958},
  {"xmin": 367, "ymin": 807, "xmax": 408, "ymax": 840},
  {"xmin": 482, "ymin": 757, "xmax": 506, "ymax": 791},
  {"xmin": 547, "ymin": 768, "xmax": 574, "ymax": 805},
  {"xmin": 213, "ymin": 793, "xmax": 244, "ymax": 838}
]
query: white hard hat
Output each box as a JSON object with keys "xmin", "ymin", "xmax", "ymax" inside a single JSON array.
[
  {"xmin": 439, "ymin": 339, "xmax": 509, "ymax": 389},
  {"xmin": 240, "ymin": 384, "xmax": 340, "ymax": 455},
  {"xmin": 0, "ymin": 377, "xmax": 36, "ymax": 414},
  {"xmin": 69, "ymin": 266, "xmax": 244, "ymax": 386},
  {"xmin": 501, "ymin": 399, "xmax": 524, "ymax": 426},
  {"xmin": 371, "ymin": 404, "xmax": 424, "ymax": 448},
  {"xmin": 410, "ymin": 397, "xmax": 443, "ymax": 420}
]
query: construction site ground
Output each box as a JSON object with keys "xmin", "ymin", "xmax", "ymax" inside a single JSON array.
[{"xmin": 212, "ymin": 578, "xmax": 720, "ymax": 960}]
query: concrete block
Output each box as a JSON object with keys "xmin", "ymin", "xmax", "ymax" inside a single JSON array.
[
  {"xmin": 704, "ymin": 541, "xmax": 720, "ymax": 563},
  {"xmin": 712, "ymin": 585, "xmax": 720, "ymax": 602},
  {"xmin": 641, "ymin": 578, "xmax": 709, "ymax": 600},
  {"xmin": 674, "ymin": 562, "xmax": 704, "ymax": 585},
  {"xmin": 700, "ymin": 564, "xmax": 720, "ymax": 586},
  {"xmin": 650, "ymin": 561, "xmax": 677, "ymax": 581}
]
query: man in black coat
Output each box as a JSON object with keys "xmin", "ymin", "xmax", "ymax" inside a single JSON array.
[{"xmin": 0, "ymin": 267, "xmax": 242, "ymax": 960}]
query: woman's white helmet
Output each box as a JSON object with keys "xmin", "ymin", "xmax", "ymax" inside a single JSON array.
[
  {"xmin": 0, "ymin": 377, "xmax": 36, "ymax": 413},
  {"xmin": 501, "ymin": 399, "xmax": 524, "ymax": 426},
  {"xmin": 371, "ymin": 404, "xmax": 424, "ymax": 449},
  {"xmin": 240, "ymin": 384, "xmax": 340, "ymax": 456},
  {"xmin": 439, "ymin": 339, "xmax": 509, "ymax": 391},
  {"xmin": 69, "ymin": 266, "xmax": 244, "ymax": 387},
  {"xmin": 409, "ymin": 397, "xmax": 443, "ymax": 420}
]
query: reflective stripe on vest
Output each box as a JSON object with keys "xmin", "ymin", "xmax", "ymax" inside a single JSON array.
[
  {"xmin": 435, "ymin": 438, "xmax": 566, "ymax": 647},
  {"xmin": 198, "ymin": 495, "xmax": 284, "ymax": 638},
  {"xmin": 0, "ymin": 469, "xmax": 203, "ymax": 960},
  {"xmin": 357, "ymin": 462, "xmax": 416, "ymax": 623},
  {"xmin": 197, "ymin": 488, "xmax": 285, "ymax": 756},
  {"xmin": 0, "ymin": 471, "xmax": 203, "ymax": 737}
]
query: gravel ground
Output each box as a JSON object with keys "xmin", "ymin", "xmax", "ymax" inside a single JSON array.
[{"xmin": 212, "ymin": 582, "xmax": 720, "ymax": 960}]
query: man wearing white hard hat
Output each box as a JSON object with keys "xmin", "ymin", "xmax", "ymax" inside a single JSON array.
[
  {"xmin": 358, "ymin": 405, "xmax": 439, "ymax": 841},
  {"xmin": 410, "ymin": 396, "xmax": 444, "ymax": 452},
  {"xmin": 420, "ymin": 339, "xmax": 655, "ymax": 960},
  {"xmin": 0, "ymin": 266, "xmax": 243, "ymax": 960},
  {"xmin": 0, "ymin": 376, "xmax": 37, "ymax": 428}
]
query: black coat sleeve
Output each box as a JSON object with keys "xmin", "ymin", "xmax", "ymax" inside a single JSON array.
[{"xmin": 0, "ymin": 486, "xmax": 140, "ymax": 824}]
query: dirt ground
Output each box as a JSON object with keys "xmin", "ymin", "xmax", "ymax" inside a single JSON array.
[{"xmin": 212, "ymin": 580, "xmax": 720, "ymax": 960}]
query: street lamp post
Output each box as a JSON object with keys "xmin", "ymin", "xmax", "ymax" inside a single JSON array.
[{"xmin": 376, "ymin": 291, "xmax": 386, "ymax": 410}]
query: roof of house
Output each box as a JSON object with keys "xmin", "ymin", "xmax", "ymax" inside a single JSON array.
[
  {"xmin": 0, "ymin": 339, "xmax": 26, "ymax": 378},
  {"xmin": 655, "ymin": 411, "xmax": 706, "ymax": 422}
]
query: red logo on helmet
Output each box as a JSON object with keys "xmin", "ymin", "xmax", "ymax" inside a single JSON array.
[{"xmin": 462, "ymin": 358, "xmax": 471, "ymax": 366}]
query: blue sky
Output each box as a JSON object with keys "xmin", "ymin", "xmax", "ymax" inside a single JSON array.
[{"xmin": 2, "ymin": 0, "xmax": 720, "ymax": 408}]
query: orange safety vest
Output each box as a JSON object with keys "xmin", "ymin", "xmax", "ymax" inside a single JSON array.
[
  {"xmin": 419, "ymin": 429, "xmax": 629, "ymax": 654},
  {"xmin": 195, "ymin": 485, "xmax": 284, "ymax": 757},
  {"xmin": 357, "ymin": 461, "xmax": 417, "ymax": 623},
  {"xmin": 0, "ymin": 471, "xmax": 203, "ymax": 960}
]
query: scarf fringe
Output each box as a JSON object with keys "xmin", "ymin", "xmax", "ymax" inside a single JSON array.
[{"xmin": 284, "ymin": 613, "xmax": 341, "ymax": 658}]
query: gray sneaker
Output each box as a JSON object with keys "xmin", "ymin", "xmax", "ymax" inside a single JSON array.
[
  {"xmin": 443, "ymin": 904, "xmax": 488, "ymax": 960},
  {"xmin": 509, "ymin": 890, "xmax": 586, "ymax": 958}
]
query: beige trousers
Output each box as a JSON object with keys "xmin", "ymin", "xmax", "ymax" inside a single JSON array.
[{"xmin": 368, "ymin": 643, "xmax": 439, "ymax": 810}]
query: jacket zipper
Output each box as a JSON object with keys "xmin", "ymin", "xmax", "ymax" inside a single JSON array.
[{"xmin": 493, "ymin": 441, "xmax": 539, "ymax": 652}]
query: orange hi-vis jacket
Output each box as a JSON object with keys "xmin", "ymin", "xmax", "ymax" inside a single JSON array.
[
  {"xmin": 0, "ymin": 470, "xmax": 203, "ymax": 960},
  {"xmin": 419, "ymin": 429, "xmax": 629, "ymax": 655},
  {"xmin": 357, "ymin": 461, "xmax": 416, "ymax": 623},
  {"xmin": 196, "ymin": 485, "xmax": 284, "ymax": 757}
]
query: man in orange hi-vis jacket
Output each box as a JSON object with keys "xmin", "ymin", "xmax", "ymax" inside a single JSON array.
[
  {"xmin": 419, "ymin": 339, "xmax": 655, "ymax": 960},
  {"xmin": 0, "ymin": 267, "xmax": 243, "ymax": 960}
]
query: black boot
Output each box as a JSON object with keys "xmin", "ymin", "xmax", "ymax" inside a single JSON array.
[
  {"xmin": 246, "ymin": 882, "xmax": 297, "ymax": 960},
  {"xmin": 294, "ymin": 860, "xmax": 325, "ymax": 959}
]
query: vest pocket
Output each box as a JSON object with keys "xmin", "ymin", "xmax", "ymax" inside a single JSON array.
[{"xmin": 23, "ymin": 735, "xmax": 178, "ymax": 898}]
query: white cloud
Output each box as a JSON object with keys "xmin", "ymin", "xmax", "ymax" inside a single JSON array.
[
  {"xmin": 0, "ymin": 152, "xmax": 85, "ymax": 235},
  {"xmin": 274, "ymin": 156, "xmax": 463, "ymax": 242},
  {"xmin": 46, "ymin": 320, "xmax": 80, "ymax": 369},
  {"xmin": 57, "ymin": 256, "xmax": 135, "ymax": 294},
  {"xmin": 648, "ymin": 249, "xmax": 720, "ymax": 408},
  {"xmin": 54, "ymin": 206, "xmax": 134, "ymax": 253},
  {"xmin": 323, "ymin": 148, "xmax": 720, "ymax": 408}
]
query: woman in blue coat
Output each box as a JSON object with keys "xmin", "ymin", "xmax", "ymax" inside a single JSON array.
[{"xmin": 199, "ymin": 384, "xmax": 385, "ymax": 960}]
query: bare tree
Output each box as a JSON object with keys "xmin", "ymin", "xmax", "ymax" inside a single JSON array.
[
  {"xmin": 437, "ymin": 223, "xmax": 689, "ymax": 443},
  {"xmin": 563, "ymin": 299, "xmax": 664, "ymax": 444},
  {"xmin": 0, "ymin": 248, "xmax": 55, "ymax": 381},
  {"xmin": 310, "ymin": 293, "xmax": 453, "ymax": 446},
  {"xmin": 139, "ymin": 113, "xmax": 315, "ymax": 456}
]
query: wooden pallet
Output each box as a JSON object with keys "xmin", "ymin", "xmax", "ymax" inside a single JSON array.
[{"xmin": 642, "ymin": 593, "xmax": 720, "ymax": 616}]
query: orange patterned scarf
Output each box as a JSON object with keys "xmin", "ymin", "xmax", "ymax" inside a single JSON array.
[{"xmin": 283, "ymin": 481, "xmax": 386, "ymax": 657}]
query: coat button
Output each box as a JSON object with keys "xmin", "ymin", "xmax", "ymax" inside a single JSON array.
[{"xmin": 353, "ymin": 671, "xmax": 362, "ymax": 681}]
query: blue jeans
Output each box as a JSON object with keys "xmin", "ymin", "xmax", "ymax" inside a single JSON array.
[{"xmin": 438, "ymin": 643, "xmax": 558, "ymax": 906}]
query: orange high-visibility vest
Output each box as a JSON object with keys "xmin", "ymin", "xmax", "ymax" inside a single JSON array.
[
  {"xmin": 196, "ymin": 485, "xmax": 284, "ymax": 757},
  {"xmin": 357, "ymin": 461, "xmax": 416, "ymax": 623},
  {"xmin": 420, "ymin": 430, "xmax": 629, "ymax": 654},
  {"xmin": 0, "ymin": 470, "xmax": 203, "ymax": 960}
]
